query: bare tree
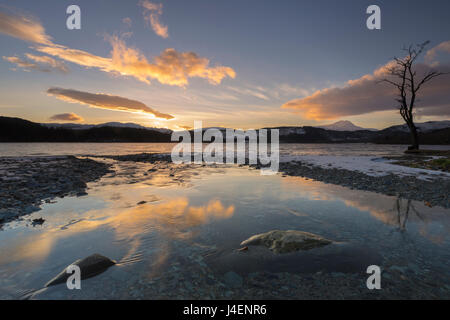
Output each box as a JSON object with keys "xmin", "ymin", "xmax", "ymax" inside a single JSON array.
[{"xmin": 381, "ymin": 41, "xmax": 448, "ymax": 151}]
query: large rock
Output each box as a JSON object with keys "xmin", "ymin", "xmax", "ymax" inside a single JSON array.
[
  {"xmin": 240, "ymin": 230, "xmax": 332, "ymax": 254},
  {"xmin": 45, "ymin": 253, "xmax": 116, "ymax": 287}
]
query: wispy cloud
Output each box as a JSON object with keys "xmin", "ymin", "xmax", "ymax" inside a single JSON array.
[
  {"xmin": 425, "ymin": 41, "xmax": 450, "ymax": 66},
  {"xmin": 0, "ymin": 9, "xmax": 235, "ymax": 87},
  {"xmin": 274, "ymin": 83, "xmax": 312, "ymax": 99},
  {"xmin": 25, "ymin": 53, "xmax": 68, "ymax": 72},
  {"xmin": 0, "ymin": 9, "xmax": 52, "ymax": 45},
  {"xmin": 227, "ymin": 86, "xmax": 270, "ymax": 101},
  {"xmin": 139, "ymin": 1, "xmax": 169, "ymax": 38},
  {"xmin": 49, "ymin": 112, "xmax": 83, "ymax": 122},
  {"xmin": 122, "ymin": 17, "xmax": 132, "ymax": 28},
  {"xmin": 47, "ymin": 87, "xmax": 174, "ymax": 120},
  {"xmin": 3, "ymin": 55, "xmax": 44, "ymax": 72},
  {"xmin": 282, "ymin": 59, "xmax": 450, "ymax": 120},
  {"xmin": 3, "ymin": 54, "xmax": 68, "ymax": 73}
]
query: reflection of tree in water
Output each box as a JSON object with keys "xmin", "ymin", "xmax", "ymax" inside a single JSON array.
[{"xmin": 394, "ymin": 197, "xmax": 424, "ymax": 231}]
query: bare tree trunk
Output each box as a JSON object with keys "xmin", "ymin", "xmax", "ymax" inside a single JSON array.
[
  {"xmin": 379, "ymin": 42, "xmax": 448, "ymax": 152},
  {"xmin": 407, "ymin": 123, "xmax": 419, "ymax": 150}
]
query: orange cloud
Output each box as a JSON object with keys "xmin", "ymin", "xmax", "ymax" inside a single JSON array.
[
  {"xmin": 3, "ymin": 55, "xmax": 43, "ymax": 72},
  {"xmin": 0, "ymin": 9, "xmax": 235, "ymax": 86},
  {"xmin": 47, "ymin": 87, "xmax": 174, "ymax": 120},
  {"xmin": 139, "ymin": 0, "xmax": 169, "ymax": 38},
  {"xmin": 2, "ymin": 54, "xmax": 67, "ymax": 73},
  {"xmin": 25, "ymin": 53, "xmax": 68, "ymax": 72},
  {"xmin": 282, "ymin": 60, "xmax": 450, "ymax": 120},
  {"xmin": 122, "ymin": 17, "xmax": 132, "ymax": 27},
  {"xmin": 49, "ymin": 112, "xmax": 84, "ymax": 122},
  {"xmin": 425, "ymin": 41, "xmax": 450, "ymax": 66},
  {"xmin": 33, "ymin": 37, "xmax": 235, "ymax": 86},
  {"xmin": 0, "ymin": 9, "xmax": 52, "ymax": 45}
]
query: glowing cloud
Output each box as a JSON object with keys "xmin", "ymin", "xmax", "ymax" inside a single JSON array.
[
  {"xmin": 0, "ymin": 9, "xmax": 235, "ymax": 86},
  {"xmin": 3, "ymin": 55, "xmax": 45, "ymax": 72},
  {"xmin": 282, "ymin": 60, "xmax": 450, "ymax": 120},
  {"xmin": 139, "ymin": 0, "xmax": 169, "ymax": 38},
  {"xmin": 49, "ymin": 112, "xmax": 84, "ymax": 122},
  {"xmin": 34, "ymin": 45, "xmax": 113, "ymax": 71},
  {"xmin": 34, "ymin": 36, "xmax": 235, "ymax": 86},
  {"xmin": 0, "ymin": 9, "xmax": 52, "ymax": 45},
  {"xmin": 25, "ymin": 53, "xmax": 68, "ymax": 72},
  {"xmin": 2, "ymin": 54, "xmax": 67, "ymax": 73},
  {"xmin": 425, "ymin": 41, "xmax": 450, "ymax": 66},
  {"xmin": 47, "ymin": 87, "xmax": 174, "ymax": 120}
]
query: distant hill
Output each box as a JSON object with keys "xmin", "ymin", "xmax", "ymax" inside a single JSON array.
[
  {"xmin": 382, "ymin": 120, "xmax": 450, "ymax": 133},
  {"xmin": 317, "ymin": 120, "xmax": 378, "ymax": 131},
  {"xmin": 0, "ymin": 116, "xmax": 172, "ymax": 142},
  {"xmin": 42, "ymin": 121, "xmax": 172, "ymax": 134},
  {"xmin": 0, "ymin": 116, "xmax": 449, "ymax": 144}
]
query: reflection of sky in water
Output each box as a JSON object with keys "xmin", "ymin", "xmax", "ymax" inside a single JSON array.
[{"xmin": 0, "ymin": 163, "xmax": 448, "ymax": 298}]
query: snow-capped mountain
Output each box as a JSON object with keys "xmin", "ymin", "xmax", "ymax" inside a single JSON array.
[
  {"xmin": 316, "ymin": 120, "xmax": 378, "ymax": 132},
  {"xmin": 386, "ymin": 121, "xmax": 450, "ymax": 133}
]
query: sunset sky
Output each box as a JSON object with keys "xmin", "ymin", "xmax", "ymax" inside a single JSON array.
[{"xmin": 0, "ymin": 0, "xmax": 450, "ymax": 130}]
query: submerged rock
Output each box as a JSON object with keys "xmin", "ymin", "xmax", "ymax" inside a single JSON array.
[
  {"xmin": 240, "ymin": 230, "xmax": 332, "ymax": 254},
  {"xmin": 45, "ymin": 253, "xmax": 116, "ymax": 287}
]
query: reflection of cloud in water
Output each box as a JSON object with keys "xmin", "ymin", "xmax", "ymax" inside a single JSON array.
[
  {"xmin": 0, "ymin": 198, "xmax": 234, "ymax": 270},
  {"xmin": 110, "ymin": 197, "xmax": 234, "ymax": 241},
  {"xmin": 280, "ymin": 176, "xmax": 450, "ymax": 244}
]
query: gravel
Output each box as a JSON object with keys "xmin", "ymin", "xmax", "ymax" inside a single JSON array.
[
  {"xmin": 275, "ymin": 161, "xmax": 450, "ymax": 208},
  {"xmin": 0, "ymin": 156, "xmax": 111, "ymax": 225}
]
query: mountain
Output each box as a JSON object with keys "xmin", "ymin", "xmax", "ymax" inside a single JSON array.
[
  {"xmin": 316, "ymin": 120, "xmax": 378, "ymax": 131},
  {"xmin": 1, "ymin": 116, "xmax": 449, "ymax": 144}
]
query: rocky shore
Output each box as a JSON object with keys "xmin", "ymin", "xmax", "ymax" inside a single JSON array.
[
  {"xmin": 276, "ymin": 160, "xmax": 450, "ymax": 208},
  {"xmin": 0, "ymin": 156, "xmax": 111, "ymax": 225}
]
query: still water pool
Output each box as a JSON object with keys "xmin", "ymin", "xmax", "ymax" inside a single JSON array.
[{"xmin": 0, "ymin": 160, "xmax": 448, "ymax": 299}]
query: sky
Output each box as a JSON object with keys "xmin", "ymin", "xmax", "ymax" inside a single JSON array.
[{"xmin": 0, "ymin": 0, "xmax": 449, "ymax": 130}]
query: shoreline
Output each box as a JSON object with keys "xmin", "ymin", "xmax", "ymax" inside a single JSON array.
[
  {"xmin": 276, "ymin": 160, "xmax": 449, "ymax": 208},
  {"xmin": 98, "ymin": 153, "xmax": 450, "ymax": 208},
  {"xmin": 0, "ymin": 156, "xmax": 111, "ymax": 225}
]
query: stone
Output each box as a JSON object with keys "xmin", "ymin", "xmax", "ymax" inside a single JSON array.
[
  {"xmin": 45, "ymin": 253, "xmax": 116, "ymax": 287},
  {"xmin": 31, "ymin": 217, "xmax": 45, "ymax": 226},
  {"xmin": 240, "ymin": 230, "xmax": 332, "ymax": 253}
]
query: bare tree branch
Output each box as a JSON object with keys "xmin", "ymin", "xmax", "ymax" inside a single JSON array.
[{"xmin": 379, "ymin": 41, "xmax": 448, "ymax": 150}]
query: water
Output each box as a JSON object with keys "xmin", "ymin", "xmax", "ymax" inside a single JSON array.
[
  {"xmin": 0, "ymin": 157, "xmax": 448, "ymax": 299},
  {"xmin": 1, "ymin": 142, "xmax": 449, "ymax": 157}
]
